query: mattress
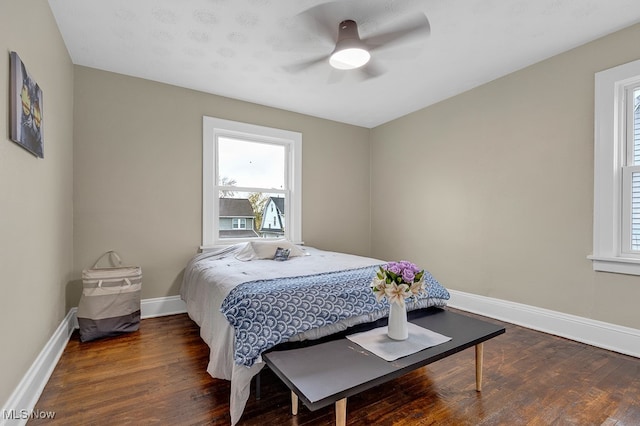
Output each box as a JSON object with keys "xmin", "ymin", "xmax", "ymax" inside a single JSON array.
[{"xmin": 180, "ymin": 242, "xmax": 450, "ymax": 424}]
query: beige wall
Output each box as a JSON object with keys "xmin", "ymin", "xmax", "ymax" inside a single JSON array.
[
  {"xmin": 0, "ymin": 1, "xmax": 74, "ymax": 408},
  {"xmin": 5, "ymin": 1, "xmax": 640, "ymax": 410},
  {"xmin": 71, "ymin": 66, "xmax": 371, "ymax": 306},
  {"xmin": 370, "ymin": 23, "xmax": 640, "ymax": 330}
]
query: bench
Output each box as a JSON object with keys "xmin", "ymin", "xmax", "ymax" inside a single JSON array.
[{"xmin": 263, "ymin": 308, "xmax": 505, "ymax": 425}]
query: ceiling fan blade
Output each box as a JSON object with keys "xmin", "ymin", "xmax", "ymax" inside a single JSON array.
[
  {"xmin": 357, "ymin": 59, "xmax": 385, "ymax": 81},
  {"xmin": 325, "ymin": 59, "xmax": 383, "ymax": 84},
  {"xmin": 363, "ymin": 13, "xmax": 431, "ymax": 51},
  {"xmin": 296, "ymin": 4, "xmax": 341, "ymax": 45},
  {"xmin": 283, "ymin": 55, "xmax": 328, "ymax": 73},
  {"xmin": 272, "ymin": 32, "xmax": 333, "ymax": 53},
  {"xmin": 326, "ymin": 63, "xmax": 382, "ymax": 84},
  {"xmin": 327, "ymin": 68, "xmax": 346, "ymax": 84}
]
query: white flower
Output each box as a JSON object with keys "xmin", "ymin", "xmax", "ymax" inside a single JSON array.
[
  {"xmin": 385, "ymin": 282, "xmax": 410, "ymax": 306},
  {"xmin": 371, "ymin": 262, "xmax": 426, "ymax": 306},
  {"xmin": 371, "ymin": 276, "xmax": 387, "ymax": 302},
  {"xmin": 409, "ymin": 279, "xmax": 425, "ymax": 297}
]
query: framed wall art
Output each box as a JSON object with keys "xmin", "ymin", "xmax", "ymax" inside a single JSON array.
[{"xmin": 9, "ymin": 51, "xmax": 44, "ymax": 158}]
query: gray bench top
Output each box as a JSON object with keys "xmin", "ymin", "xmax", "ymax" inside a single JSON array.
[{"xmin": 263, "ymin": 308, "xmax": 505, "ymax": 411}]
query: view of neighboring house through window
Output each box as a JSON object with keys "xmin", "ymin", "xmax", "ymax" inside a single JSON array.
[
  {"xmin": 261, "ymin": 196, "xmax": 285, "ymax": 238},
  {"xmin": 219, "ymin": 198, "xmax": 257, "ymax": 238},
  {"xmin": 202, "ymin": 116, "xmax": 302, "ymax": 247},
  {"xmin": 625, "ymin": 86, "xmax": 640, "ymax": 251},
  {"xmin": 217, "ymin": 137, "xmax": 286, "ymax": 240}
]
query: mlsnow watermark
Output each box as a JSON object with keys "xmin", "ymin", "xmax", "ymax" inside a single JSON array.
[{"xmin": 2, "ymin": 409, "xmax": 56, "ymax": 420}]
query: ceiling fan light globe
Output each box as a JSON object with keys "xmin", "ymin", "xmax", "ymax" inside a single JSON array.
[{"xmin": 329, "ymin": 48, "xmax": 371, "ymax": 70}]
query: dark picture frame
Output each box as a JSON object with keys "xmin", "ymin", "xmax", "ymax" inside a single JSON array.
[{"xmin": 9, "ymin": 51, "xmax": 44, "ymax": 158}]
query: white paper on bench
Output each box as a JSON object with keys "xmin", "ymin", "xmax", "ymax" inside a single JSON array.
[{"xmin": 346, "ymin": 322, "xmax": 452, "ymax": 361}]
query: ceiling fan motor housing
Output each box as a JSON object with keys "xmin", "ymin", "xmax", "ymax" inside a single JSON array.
[{"xmin": 330, "ymin": 19, "xmax": 371, "ymax": 69}]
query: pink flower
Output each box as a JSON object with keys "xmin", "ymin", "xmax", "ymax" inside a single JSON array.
[
  {"xmin": 371, "ymin": 262, "xmax": 426, "ymax": 304},
  {"xmin": 402, "ymin": 268, "xmax": 415, "ymax": 283},
  {"xmin": 387, "ymin": 262, "xmax": 401, "ymax": 275}
]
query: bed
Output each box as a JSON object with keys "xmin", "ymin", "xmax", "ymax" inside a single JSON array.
[{"xmin": 180, "ymin": 240, "xmax": 450, "ymax": 425}]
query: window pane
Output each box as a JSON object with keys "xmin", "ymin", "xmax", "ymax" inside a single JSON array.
[
  {"xmin": 231, "ymin": 218, "xmax": 246, "ymax": 229},
  {"xmin": 218, "ymin": 137, "xmax": 285, "ymax": 189},
  {"xmin": 634, "ymin": 88, "xmax": 640, "ymax": 165},
  {"xmin": 633, "ymin": 172, "xmax": 640, "ymax": 251},
  {"xmin": 218, "ymin": 191, "xmax": 285, "ymax": 240}
]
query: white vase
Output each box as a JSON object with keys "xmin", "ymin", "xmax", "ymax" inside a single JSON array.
[{"xmin": 387, "ymin": 301, "xmax": 408, "ymax": 340}]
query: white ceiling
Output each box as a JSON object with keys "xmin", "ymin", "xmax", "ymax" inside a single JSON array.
[{"xmin": 48, "ymin": 0, "xmax": 640, "ymax": 128}]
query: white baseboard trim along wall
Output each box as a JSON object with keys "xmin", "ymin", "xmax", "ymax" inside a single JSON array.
[
  {"xmin": 447, "ymin": 289, "xmax": 640, "ymax": 358},
  {"xmin": 0, "ymin": 296, "xmax": 187, "ymax": 426},
  {"xmin": 0, "ymin": 309, "xmax": 78, "ymax": 426},
  {"xmin": 139, "ymin": 295, "xmax": 188, "ymax": 319},
  {"xmin": 3, "ymin": 291, "xmax": 639, "ymax": 426}
]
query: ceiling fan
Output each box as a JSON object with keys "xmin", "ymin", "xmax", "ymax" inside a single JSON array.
[{"xmin": 284, "ymin": 1, "xmax": 431, "ymax": 80}]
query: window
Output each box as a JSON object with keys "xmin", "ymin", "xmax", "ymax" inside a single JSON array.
[
  {"xmin": 232, "ymin": 218, "xmax": 247, "ymax": 229},
  {"xmin": 623, "ymin": 86, "xmax": 640, "ymax": 253},
  {"xmin": 202, "ymin": 116, "xmax": 302, "ymax": 247},
  {"xmin": 591, "ymin": 58, "xmax": 640, "ymax": 275}
]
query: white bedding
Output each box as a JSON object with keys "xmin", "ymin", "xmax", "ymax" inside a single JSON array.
[{"xmin": 180, "ymin": 243, "xmax": 446, "ymax": 424}]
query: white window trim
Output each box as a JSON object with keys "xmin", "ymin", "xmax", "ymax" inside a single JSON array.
[
  {"xmin": 232, "ymin": 218, "xmax": 247, "ymax": 229},
  {"xmin": 590, "ymin": 58, "xmax": 640, "ymax": 275},
  {"xmin": 202, "ymin": 116, "xmax": 302, "ymax": 248}
]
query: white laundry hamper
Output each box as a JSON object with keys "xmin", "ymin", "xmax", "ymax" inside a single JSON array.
[{"xmin": 77, "ymin": 251, "xmax": 142, "ymax": 342}]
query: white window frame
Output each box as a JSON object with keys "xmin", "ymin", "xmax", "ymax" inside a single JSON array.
[
  {"xmin": 621, "ymin": 84, "xmax": 640, "ymax": 255},
  {"xmin": 590, "ymin": 58, "xmax": 640, "ymax": 275},
  {"xmin": 232, "ymin": 218, "xmax": 247, "ymax": 229},
  {"xmin": 202, "ymin": 116, "xmax": 302, "ymax": 248}
]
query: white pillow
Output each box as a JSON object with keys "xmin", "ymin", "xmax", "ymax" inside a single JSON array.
[
  {"xmin": 235, "ymin": 240, "xmax": 305, "ymax": 261},
  {"xmin": 235, "ymin": 243, "xmax": 257, "ymax": 261},
  {"xmin": 251, "ymin": 240, "xmax": 305, "ymax": 259}
]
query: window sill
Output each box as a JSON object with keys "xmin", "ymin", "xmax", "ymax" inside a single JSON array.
[{"xmin": 588, "ymin": 255, "xmax": 640, "ymax": 276}]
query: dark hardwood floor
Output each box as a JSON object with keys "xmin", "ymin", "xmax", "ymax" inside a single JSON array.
[{"xmin": 30, "ymin": 310, "xmax": 640, "ymax": 425}]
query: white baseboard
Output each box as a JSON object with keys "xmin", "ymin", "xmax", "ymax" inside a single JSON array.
[
  {"xmin": 448, "ymin": 289, "xmax": 640, "ymax": 358},
  {"xmin": 141, "ymin": 295, "xmax": 187, "ymax": 319},
  {"xmin": 4, "ymin": 292, "xmax": 638, "ymax": 426},
  {"xmin": 0, "ymin": 308, "xmax": 77, "ymax": 426},
  {"xmin": 0, "ymin": 296, "xmax": 187, "ymax": 426}
]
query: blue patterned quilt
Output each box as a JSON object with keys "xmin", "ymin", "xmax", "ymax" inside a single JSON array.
[{"xmin": 220, "ymin": 265, "xmax": 450, "ymax": 366}]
